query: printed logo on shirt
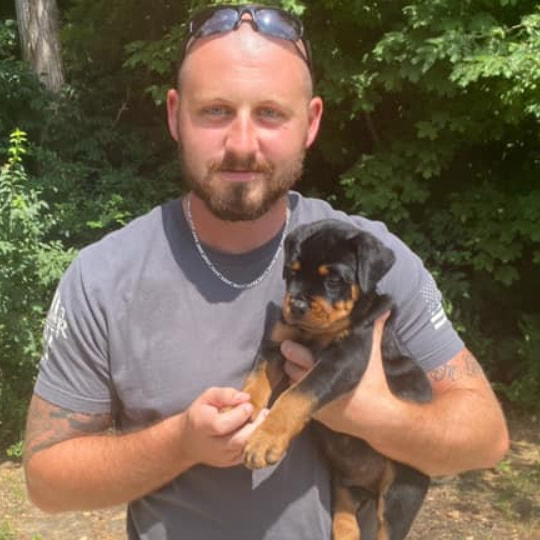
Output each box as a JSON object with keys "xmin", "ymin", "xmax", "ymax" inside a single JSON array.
[
  {"xmin": 419, "ymin": 276, "xmax": 448, "ymax": 331},
  {"xmin": 42, "ymin": 291, "xmax": 68, "ymax": 361}
]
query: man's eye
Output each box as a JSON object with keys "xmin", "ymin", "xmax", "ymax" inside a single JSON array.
[
  {"xmin": 258, "ymin": 107, "xmax": 285, "ymax": 121},
  {"xmin": 202, "ymin": 105, "xmax": 231, "ymax": 117}
]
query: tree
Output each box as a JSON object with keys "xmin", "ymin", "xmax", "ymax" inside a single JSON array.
[{"xmin": 14, "ymin": 0, "xmax": 64, "ymax": 92}]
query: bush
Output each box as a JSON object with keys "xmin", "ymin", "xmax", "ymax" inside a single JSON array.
[{"xmin": 0, "ymin": 129, "xmax": 75, "ymax": 450}]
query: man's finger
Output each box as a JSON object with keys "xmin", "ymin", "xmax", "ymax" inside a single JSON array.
[
  {"xmin": 364, "ymin": 311, "xmax": 391, "ymax": 377},
  {"xmin": 203, "ymin": 387, "xmax": 251, "ymax": 408},
  {"xmin": 280, "ymin": 340, "xmax": 315, "ymax": 370},
  {"xmin": 212, "ymin": 402, "xmax": 254, "ymax": 436},
  {"xmin": 228, "ymin": 408, "xmax": 269, "ymax": 451},
  {"xmin": 283, "ymin": 360, "xmax": 308, "ymax": 382}
]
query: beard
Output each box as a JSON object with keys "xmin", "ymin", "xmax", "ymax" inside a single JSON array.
[{"xmin": 178, "ymin": 145, "xmax": 305, "ymax": 222}]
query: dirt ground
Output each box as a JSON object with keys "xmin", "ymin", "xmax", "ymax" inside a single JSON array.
[{"xmin": 1, "ymin": 412, "xmax": 539, "ymax": 540}]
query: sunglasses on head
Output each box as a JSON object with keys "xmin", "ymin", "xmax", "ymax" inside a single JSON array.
[{"xmin": 180, "ymin": 4, "xmax": 313, "ymax": 77}]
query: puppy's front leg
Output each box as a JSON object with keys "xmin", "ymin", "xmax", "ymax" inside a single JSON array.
[
  {"xmin": 243, "ymin": 384, "xmax": 317, "ymax": 469},
  {"xmin": 243, "ymin": 331, "xmax": 369, "ymax": 469},
  {"xmin": 241, "ymin": 349, "xmax": 285, "ymax": 421}
]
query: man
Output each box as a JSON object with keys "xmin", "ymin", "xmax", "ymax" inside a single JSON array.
[{"xmin": 23, "ymin": 5, "xmax": 508, "ymax": 540}]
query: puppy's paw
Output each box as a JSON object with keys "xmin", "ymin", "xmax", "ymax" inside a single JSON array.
[
  {"xmin": 243, "ymin": 427, "xmax": 289, "ymax": 469},
  {"xmin": 332, "ymin": 513, "xmax": 361, "ymax": 540}
]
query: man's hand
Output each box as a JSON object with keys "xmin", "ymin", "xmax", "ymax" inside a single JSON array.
[
  {"xmin": 24, "ymin": 388, "xmax": 269, "ymax": 513},
  {"xmin": 280, "ymin": 313, "xmax": 392, "ymax": 435},
  {"xmin": 281, "ymin": 313, "xmax": 509, "ymax": 476},
  {"xmin": 179, "ymin": 387, "xmax": 269, "ymax": 468}
]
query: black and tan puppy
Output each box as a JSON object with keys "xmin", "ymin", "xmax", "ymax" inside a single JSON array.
[{"xmin": 242, "ymin": 219, "xmax": 432, "ymax": 540}]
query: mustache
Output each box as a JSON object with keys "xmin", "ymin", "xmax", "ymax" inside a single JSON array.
[{"xmin": 209, "ymin": 153, "xmax": 274, "ymax": 174}]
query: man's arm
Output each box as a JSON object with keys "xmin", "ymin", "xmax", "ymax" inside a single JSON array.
[
  {"xmin": 281, "ymin": 316, "xmax": 509, "ymax": 477},
  {"xmin": 24, "ymin": 388, "xmax": 264, "ymax": 513}
]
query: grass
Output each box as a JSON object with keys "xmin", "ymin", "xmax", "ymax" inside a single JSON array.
[
  {"xmin": 0, "ymin": 522, "xmax": 42, "ymax": 540},
  {"xmin": 0, "ymin": 522, "xmax": 15, "ymax": 540},
  {"xmin": 493, "ymin": 458, "xmax": 540, "ymax": 521}
]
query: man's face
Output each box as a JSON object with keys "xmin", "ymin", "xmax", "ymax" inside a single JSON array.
[{"xmin": 167, "ymin": 23, "xmax": 323, "ymax": 221}]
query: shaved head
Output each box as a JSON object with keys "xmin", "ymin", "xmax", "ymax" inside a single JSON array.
[{"xmin": 177, "ymin": 23, "xmax": 313, "ymax": 97}]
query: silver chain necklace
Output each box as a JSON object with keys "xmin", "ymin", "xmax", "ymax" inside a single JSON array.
[{"xmin": 185, "ymin": 195, "xmax": 290, "ymax": 290}]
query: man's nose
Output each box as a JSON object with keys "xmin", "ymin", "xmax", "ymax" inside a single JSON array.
[{"xmin": 225, "ymin": 113, "xmax": 259, "ymax": 159}]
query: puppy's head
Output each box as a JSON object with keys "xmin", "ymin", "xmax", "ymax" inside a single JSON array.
[{"xmin": 282, "ymin": 219, "xmax": 395, "ymax": 332}]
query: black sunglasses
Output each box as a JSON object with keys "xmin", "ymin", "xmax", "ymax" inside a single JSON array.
[{"xmin": 179, "ymin": 4, "xmax": 313, "ymax": 77}]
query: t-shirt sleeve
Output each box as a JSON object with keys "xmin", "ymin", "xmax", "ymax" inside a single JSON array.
[
  {"xmin": 34, "ymin": 255, "xmax": 112, "ymax": 414},
  {"xmin": 376, "ymin": 233, "xmax": 465, "ymax": 372}
]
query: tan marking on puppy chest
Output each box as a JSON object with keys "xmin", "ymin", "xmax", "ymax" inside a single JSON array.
[
  {"xmin": 334, "ymin": 299, "xmax": 354, "ymax": 314},
  {"xmin": 318, "ymin": 265, "xmax": 330, "ymax": 276},
  {"xmin": 335, "ymin": 329, "xmax": 350, "ymax": 342}
]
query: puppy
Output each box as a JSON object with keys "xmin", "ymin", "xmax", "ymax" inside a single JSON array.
[{"xmin": 242, "ymin": 219, "xmax": 432, "ymax": 540}]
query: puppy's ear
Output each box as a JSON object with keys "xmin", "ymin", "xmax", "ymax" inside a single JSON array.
[
  {"xmin": 283, "ymin": 228, "xmax": 301, "ymax": 278},
  {"xmin": 352, "ymin": 231, "xmax": 395, "ymax": 293},
  {"xmin": 283, "ymin": 230, "xmax": 300, "ymax": 265},
  {"xmin": 283, "ymin": 221, "xmax": 324, "ymax": 265}
]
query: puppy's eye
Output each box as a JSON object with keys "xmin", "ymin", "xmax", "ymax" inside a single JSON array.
[{"xmin": 284, "ymin": 261, "xmax": 301, "ymax": 280}]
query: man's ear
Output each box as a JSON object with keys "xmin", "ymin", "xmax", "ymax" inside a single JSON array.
[
  {"xmin": 305, "ymin": 96, "xmax": 323, "ymax": 149},
  {"xmin": 166, "ymin": 89, "xmax": 180, "ymax": 142},
  {"xmin": 352, "ymin": 231, "xmax": 396, "ymax": 293}
]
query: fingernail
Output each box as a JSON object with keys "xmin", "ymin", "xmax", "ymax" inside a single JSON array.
[
  {"xmin": 233, "ymin": 392, "xmax": 250, "ymax": 404},
  {"xmin": 243, "ymin": 403, "xmax": 254, "ymax": 415}
]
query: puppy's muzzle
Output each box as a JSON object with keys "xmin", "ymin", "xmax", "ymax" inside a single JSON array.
[{"xmin": 289, "ymin": 295, "xmax": 310, "ymax": 318}]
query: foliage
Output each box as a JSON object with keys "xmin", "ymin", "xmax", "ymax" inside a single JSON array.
[
  {"xmin": 0, "ymin": 522, "xmax": 15, "ymax": 540},
  {"xmin": 0, "ymin": 9, "xmax": 179, "ymax": 450},
  {"xmin": 499, "ymin": 314, "xmax": 540, "ymax": 409},
  {"xmin": 304, "ymin": 0, "xmax": 540, "ymax": 406},
  {"xmin": 6, "ymin": 440, "xmax": 23, "ymax": 460},
  {"xmin": 0, "ymin": 20, "xmax": 48, "ymax": 144},
  {"xmin": 1, "ymin": 0, "xmax": 539, "ymax": 452},
  {"xmin": 0, "ymin": 129, "xmax": 75, "ymax": 449}
]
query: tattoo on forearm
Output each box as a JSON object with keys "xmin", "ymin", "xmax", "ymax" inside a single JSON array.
[
  {"xmin": 428, "ymin": 350, "xmax": 483, "ymax": 385},
  {"xmin": 24, "ymin": 396, "xmax": 111, "ymax": 463},
  {"xmin": 49, "ymin": 407, "xmax": 110, "ymax": 433}
]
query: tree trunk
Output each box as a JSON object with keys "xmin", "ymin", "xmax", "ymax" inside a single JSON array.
[{"xmin": 14, "ymin": 0, "xmax": 65, "ymax": 93}]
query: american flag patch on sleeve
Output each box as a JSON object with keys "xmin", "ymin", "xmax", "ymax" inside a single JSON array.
[{"xmin": 419, "ymin": 275, "xmax": 448, "ymax": 331}]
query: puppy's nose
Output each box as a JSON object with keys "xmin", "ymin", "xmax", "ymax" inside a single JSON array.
[{"xmin": 290, "ymin": 296, "xmax": 309, "ymax": 317}]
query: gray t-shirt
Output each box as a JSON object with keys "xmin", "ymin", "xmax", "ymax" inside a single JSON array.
[{"xmin": 35, "ymin": 191, "xmax": 463, "ymax": 540}]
